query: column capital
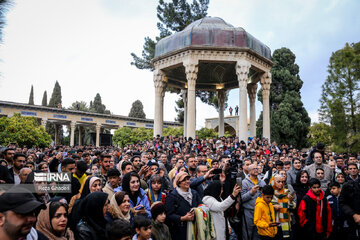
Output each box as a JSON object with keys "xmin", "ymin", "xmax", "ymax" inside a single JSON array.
[
  {"xmin": 183, "ymin": 59, "xmax": 198, "ymax": 89},
  {"xmin": 235, "ymin": 59, "xmax": 251, "ymax": 89},
  {"xmin": 70, "ymin": 121, "xmax": 76, "ymax": 128},
  {"xmin": 153, "ymin": 69, "xmax": 167, "ymax": 93},
  {"xmin": 260, "ymin": 72, "xmax": 271, "ymax": 98},
  {"xmin": 247, "ymin": 83, "xmax": 258, "ymax": 102},
  {"xmin": 96, "ymin": 123, "xmax": 101, "ymax": 130}
]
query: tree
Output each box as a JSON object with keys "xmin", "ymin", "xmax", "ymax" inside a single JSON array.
[
  {"xmin": 48, "ymin": 81, "xmax": 62, "ymax": 107},
  {"xmin": 196, "ymin": 127, "xmax": 218, "ymax": 139},
  {"xmin": 308, "ymin": 123, "xmax": 332, "ymax": 148},
  {"xmin": 131, "ymin": 1, "xmax": 223, "ymax": 111},
  {"xmin": 174, "ymin": 97, "xmax": 184, "ymax": 123},
  {"xmin": 90, "ymin": 93, "xmax": 110, "ymax": 114},
  {"xmin": 319, "ymin": 42, "xmax": 360, "ymax": 152},
  {"xmin": 47, "ymin": 81, "xmax": 63, "ymax": 143},
  {"xmin": 68, "ymin": 101, "xmax": 89, "ymax": 112},
  {"xmin": 0, "ymin": 0, "xmax": 10, "ymax": 44},
  {"xmin": 0, "ymin": 114, "xmax": 52, "ymax": 147},
  {"xmin": 28, "ymin": 85, "xmax": 34, "ymax": 105},
  {"xmin": 41, "ymin": 91, "xmax": 47, "ymax": 106},
  {"xmin": 131, "ymin": 0, "xmax": 209, "ymax": 70},
  {"xmin": 128, "ymin": 100, "xmax": 146, "ymax": 118},
  {"xmin": 256, "ymin": 48, "xmax": 311, "ymax": 148}
]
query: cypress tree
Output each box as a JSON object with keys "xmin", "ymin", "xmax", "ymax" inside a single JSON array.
[
  {"xmin": 48, "ymin": 81, "xmax": 62, "ymax": 107},
  {"xmin": 128, "ymin": 100, "xmax": 146, "ymax": 119},
  {"xmin": 90, "ymin": 93, "xmax": 110, "ymax": 114},
  {"xmin": 257, "ymin": 48, "xmax": 311, "ymax": 148},
  {"xmin": 41, "ymin": 91, "xmax": 47, "ymax": 106},
  {"xmin": 28, "ymin": 85, "xmax": 34, "ymax": 105}
]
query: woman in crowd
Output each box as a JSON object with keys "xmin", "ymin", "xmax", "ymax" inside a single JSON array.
[
  {"xmin": 335, "ymin": 172, "xmax": 346, "ymax": 187},
  {"xmin": 165, "ymin": 171, "xmax": 202, "ymax": 240},
  {"xmin": 36, "ymin": 201, "xmax": 75, "ymax": 240},
  {"xmin": 76, "ymin": 192, "xmax": 109, "ymax": 240},
  {"xmin": 202, "ymin": 180, "xmax": 241, "ymax": 240},
  {"xmin": 147, "ymin": 174, "xmax": 167, "ymax": 206},
  {"xmin": 106, "ymin": 191, "xmax": 132, "ymax": 224},
  {"xmin": 122, "ymin": 171, "xmax": 152, "ymax": 218},
  {"xmin": 38, "ymin": 161, "xmax": 49, "ymax": 173}
]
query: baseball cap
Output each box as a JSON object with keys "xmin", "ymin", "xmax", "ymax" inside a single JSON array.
[{"xmin": 0, "ymin": 186, "xmax": 45, "ymax": 214}]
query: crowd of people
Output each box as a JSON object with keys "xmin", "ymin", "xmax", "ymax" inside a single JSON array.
[{"xmin": 0, "ymin": 136, "xmax": 359, "ymax": 240}]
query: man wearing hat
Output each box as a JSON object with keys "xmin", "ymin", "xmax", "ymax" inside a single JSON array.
[{"xmin": 0, "ymin": 186, "xmax": 48, "ymax": 240}]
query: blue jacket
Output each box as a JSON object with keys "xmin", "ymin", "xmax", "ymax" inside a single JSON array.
[
  {"xmin": 190, "ymin": 175, "xmax": 210, "ymax": 199},
  {"xmin": 131, "ymin": 188, "xmax": 152, "ymax": 219},
  {"xmin": 165, "ymin": 188, "xmax": 202, "ymax": 240}
]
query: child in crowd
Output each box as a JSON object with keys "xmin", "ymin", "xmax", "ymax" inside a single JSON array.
[
  {"xmin": 108, "ymin": 219, "xmax": 133, "ymax": 240},
  {"xmin": 298, "ymin": 178, "xmax": 332, "ymax": 240},
  {"xmin": 150, "ymin": 202, "xmax": 171, "ymax": 240},
  {"xmin": 327, "ymin": 182, "xmax": 346, "ymax": 240},
  {"xmin": 133, "ymin": 216, "xmax": 153, "ymax": 240},
  {"xmin": 254, "ymin": 185, "xmax": 278, "ymax": 240}
]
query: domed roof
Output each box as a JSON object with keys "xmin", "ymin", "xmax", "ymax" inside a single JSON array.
[{"xmin": 154, "ymin": 17, "xmax": 271, "ymax": 60}]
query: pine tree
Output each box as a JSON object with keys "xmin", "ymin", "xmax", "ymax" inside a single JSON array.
[
  {"xmin": 28, "ymin": 85, "xmax": 34, "ymax": 105},
  {"xmin": 128, "ymin": 100, "xmax": 146, "ymax": 119},
  {"xmin": 41, "ymin": 91, "xmax": 47, "ymax": 106},
  {"xmin": 256, "ymin": 48, "xmax": 311, "ymax": 148},
  {"xmin": 174, "ymin": 98, "xmax": 184, "ymax": 123},
  {"xmin": 48, "ymin": 81, "xmax": 62, "ymax": 107},
  {"xmin": 319, "ymin": 42, "xmax": 360, "ymax": 152},
  {"xmin": 0, "ymin": 0, "xmax": 10, "ymax": 44}
]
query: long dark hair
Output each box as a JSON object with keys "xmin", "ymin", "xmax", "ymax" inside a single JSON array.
[
  {"xmin": 122, "ymin": 172, "xmax": 141, "ymax": 205},
  {"xmin": 49, "ymin": 201, "xmax": 69, "ymax": 235},
  {"xmin": 203, "ymin": 180, "xmax": 222, "ymax": 202}
]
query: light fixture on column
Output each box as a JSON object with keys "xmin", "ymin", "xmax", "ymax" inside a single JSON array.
[{"xmin": 216, "ymin": 83, "xmax": 224, "ymax": 90}]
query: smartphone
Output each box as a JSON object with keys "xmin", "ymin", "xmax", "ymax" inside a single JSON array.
[
  {"xmin": 236, "ymin": 177, "xmax": 242, "ymax": 187},
  {"xmin": 213, "ymin": 168, "xmax": 222, "ymax": 174},
  {"xmin": 135, "ymin": 206, "xmax": 144, "ymax": 210},
  {"xmin": 189, "ymin": 208, "xmax": 194, "ymax": 213}
]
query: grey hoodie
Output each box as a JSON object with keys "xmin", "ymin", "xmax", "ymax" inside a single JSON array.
[{"xmin": 240, "ymin": 175, "xmax": 266, "ymax": 210}]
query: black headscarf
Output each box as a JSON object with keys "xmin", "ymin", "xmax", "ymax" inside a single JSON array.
[
  {"xmin": 203, "ymin": 180, "xmax": 222, "ymax": 201},
  {"xmin": 293, "ymin": 170, "xmax": 310, "ymax": 206},
  {"xmin": 80, "ymin": 176, "xmax": 93, "ymax": 199},
  {"xmin": 122, "ymin": 172, "xmax": 140, "ymax": 205},
  {"xmin": 80, "ymin": 192, "xmax": 108, "ymax": 239}
]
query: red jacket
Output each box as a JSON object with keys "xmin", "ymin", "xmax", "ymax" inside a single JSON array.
[{"xmin": 298, "ymin": 189, "xmax": 332, "ymax": 236}]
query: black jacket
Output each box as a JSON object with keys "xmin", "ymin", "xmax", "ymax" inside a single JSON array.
[
  {"xmin": 76, "ymin": 220, "xmax": 103, "ymax": 240},
  {"xmin": 165, "ymin": 188, "xmax": 202, "ymax": 240},
  {"xmin": 339, "ymin": 178, "xmax": 360, "ymax": 228},
  {"xmin": 0, "ymin": 165, "xmax": 14, "ymax": 183}
]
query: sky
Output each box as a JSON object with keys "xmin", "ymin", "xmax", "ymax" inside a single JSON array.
[{"xmin": 0, "ymin": 0, "xmax": 359, "ymax": 129}]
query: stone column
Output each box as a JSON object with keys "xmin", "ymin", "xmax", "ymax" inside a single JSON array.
[
  {"xmin": 153, "ymin": 69, "xmax": 166, "ymax": 137},
  {"xmin": 217, "ymin": 89, "xmax": 226, "ymax": 137},
  {"xmin": 70, "ymin": 121, "xmax": 76, "ymax": 147},
  {"xmin": 181, "ymin": 89, "xmax": 188, "ymax": 137},
  {"xmin": 248, "ymin": 83, "xmax": 257, "ymax": 137},
  {"xmin": 54, "ymin": 124, "xmax": 59, "ymax": 145},
  {"xmin": 41, "ymin": 119, "xmax": 47, "ymax": 129},
  {"xmin": 78, "ymin": 126, "xmax": 82, "ymax": 146},
  {"xmin": 184, "ymin": 59, "xmax": 198, "ymax": 139},
  {"xmin": 96, "ymin": 123, "xmax": 101, "ymax": 147},
  {"xmin": 235, "ymin": 59, "xmax": 251, "ymax": 143},
  {"xmin": 261, "ymin": 72, "xmax": 272, "ymax": 141}
]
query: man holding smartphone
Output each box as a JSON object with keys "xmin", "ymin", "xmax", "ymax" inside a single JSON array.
[{"xmin": 241, "ymin": 163, "xmax": 266, "ymax": 240}]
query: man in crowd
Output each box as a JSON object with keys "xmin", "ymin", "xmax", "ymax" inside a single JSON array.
[
  {"xmin": 241, "ymin": 163, "xmax": 266, "ymax": 240},
  {"xmin": 190, "ymin": 165, "xmax": 214, "ymax": 199},
  {"xmin": 186, "ymin": 155, "xmax": 197, "ymax": 179},
  {"xmin": 2, "ymin": 148, "xmax": 15, "ymax": 168},
  {"xmin": 9, "ymin": 153, "xmax": 26, "ymax": 185},
  {"xmin": 103, "ymin": 168, "xmax": 121, "ymax": 200},
  {"xmin": 19, "ymin": 167, "xmax": 32, "ymax": 184},
  {"xmin": 347, "ymin": 163, "xmax": 359, "ymax": 182},
  {"xmin": 304, "ymin": 151, "xmax": 333, "ymax": 182},
  {"xmin": 0, "ymin": 186, "xmax": 47, "ymax": 240},
  {"xmin": 95, "ymin": 153, "xmax": 111, "ymax": 187}
]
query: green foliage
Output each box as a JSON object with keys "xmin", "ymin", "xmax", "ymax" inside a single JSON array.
[
  {"xmin": 90, "ymin": 93, "xmax": 110, "ymax": 114},
  {"xmin": 128, "ymin": 100, "xmax": 146, "ymax": 119},
  {"xmin": 175, "ymin": 97, "xmax": 184, "ymax": 123},
  {"xmin": 163, "ymin": 127, "xmax": 183, "ymax": 137},
  {"xmin": 41, "ymin": 91, "xmax": 47, "ymax": 106},
  {"xmin": 28, "ymin": 85, "xmax": 34, "ymax": 105},
  {"xmin": 308, "ymin": 123, "xmax": 332, "ymax": 149},
  {"xmin": 113, "ymin": 127, "xmax": 153, "ymax": 147},
  {"xmin": 69, "ymin": 101, "xmax": 90, "ymax": 112},
  {"xmin": 0, "ymin": 114, "xmax": 51, "ymax": 147},
  {"xmin": 48, "ymin": 81, "xmax": 62, "ymax": 107},
  {"xmin": 257, "ymin": 48, "xmax": 311, "ymax": 148},
  {"xmin": 131, "ymin": 0, "xmax": 209, "ymax": 70},
  {"xmin": 319, "ymin": 42, "xmax": 360, "ymax": 152},
  {"xmin": 196, "ymin": 127, "xmax": 218, "ymax": 139}
]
